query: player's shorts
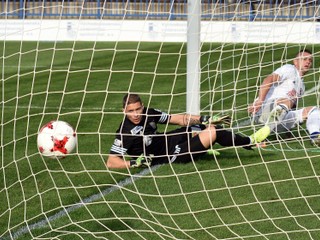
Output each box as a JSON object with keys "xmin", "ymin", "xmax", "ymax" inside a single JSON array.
[
  {"xmin": 151, "ymin": 124, "xmax": 208, "ymax": 165},
  {"xmin": 253, "ymin": 99, "xmax": 302, "ymax": 132}
]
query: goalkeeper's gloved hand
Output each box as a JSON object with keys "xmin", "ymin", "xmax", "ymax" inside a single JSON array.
[
  {"xmin": 130, "ymin": 154, "xmax": 153, "ymax": 168},
  {"xmin": 200, "ymin": 114, "xmax": 231, "ymax": 125}
]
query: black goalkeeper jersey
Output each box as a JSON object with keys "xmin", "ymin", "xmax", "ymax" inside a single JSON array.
[
  {"xmin": 109, "ymin": 108, "xmax": 170, "ymax": 158},
  {"xmin": 109, "ymin": 107, "xmax": 252, "ymax": 164}
]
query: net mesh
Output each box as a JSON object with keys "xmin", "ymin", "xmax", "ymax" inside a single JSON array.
[{"xmin": 1, "ymin": 1, "xmax": 320, "ymax": 239}]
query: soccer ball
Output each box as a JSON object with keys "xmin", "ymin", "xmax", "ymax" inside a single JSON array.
[{"xmin": 37, "ymin": 120, "xmax": 77, "ymax": 159}]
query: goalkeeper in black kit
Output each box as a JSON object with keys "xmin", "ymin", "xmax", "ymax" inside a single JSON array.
[{"xmin": 106, "ymin": 93, "xmax": 270, "ymax": 169}]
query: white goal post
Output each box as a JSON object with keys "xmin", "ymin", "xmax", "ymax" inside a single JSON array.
[
  {"xmin": 187, "ymin": 0, "xmax": 201, "ymax": 115},
  {"xmin": 1, "ymin": 0, "xmax": 320, "ymax": 239}
]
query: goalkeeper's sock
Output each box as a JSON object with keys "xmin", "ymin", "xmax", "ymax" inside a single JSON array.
[{"xmin": 215, "ymin": 127, "xmax": 251, "ymax": 147}]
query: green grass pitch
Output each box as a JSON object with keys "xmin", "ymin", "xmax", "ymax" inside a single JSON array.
[{"xmin": 1, "ymin": 41, "xmax": 320, "ymax": 239}]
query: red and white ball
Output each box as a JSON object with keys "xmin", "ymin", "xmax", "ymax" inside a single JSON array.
[{"xmin": 37, "ymin": 120, "xmax": 77, "ymax": 159}]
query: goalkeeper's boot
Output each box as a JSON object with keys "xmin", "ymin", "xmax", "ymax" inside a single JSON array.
[
  {"xmin": 206, "ymin": 149, "xmax": 220, "ymax": 156},
  {"xmin": 249, "ymin": 125, "xmax": 271, "ymax": 144},
  {"xmin": 310, "ymin": 132, "xmax": 320, "ymax": 147}
]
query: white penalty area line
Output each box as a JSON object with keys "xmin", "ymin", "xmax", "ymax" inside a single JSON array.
[{"xmin": 4, "ymin": 165, "xmax": 162, "ymax": 240}]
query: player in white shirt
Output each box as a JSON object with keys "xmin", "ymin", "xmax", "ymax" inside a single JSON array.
[{"xmin": 248, "ymin": 49, "xmax": 320, "ymax": 146}]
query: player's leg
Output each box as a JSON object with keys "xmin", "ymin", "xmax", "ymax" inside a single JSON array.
[
  {"xmin": 168, "ymin": 125, "xmax": 245, "ymax": 164},
  {"xmin": 258, "ymin": 98, "xmax": 293, "ymax": 131},
  {"xmin": 276, "ymin": 106, "xmax": 320, "ymax": 146},
  {"xmin": 169, "ymin": 124, "xmax": 270, "ymax": 163},
  {"xmin": 199, "ymin": 125, "xmax": 270, "ymax": 148},
  {"xmin": 270, "ymin": 108, "xmax": 302, "ymax": 133},
  {"xmin": 168, "ymin": 133, "xmax": 208, "ymax": 163},
  {"xmin": 213, "ymin": 125, "xmax": 250, "ymax": 147},
  {"xmin": 305, "ymin": 107, "xmax": 320, "ymax": 146},
  {"xmin": 267, "ymin": 103, "xmax": 289, "ymax": 125},
  {"xmin": 195, "ymin": 125, "xmax": 251, "ymax": 148},
  {"xmin": 169, "ymin": 125, "xmax": 245, "ymax": 163},
  {"xmin": 265, "ymin": 100, "xmax": 291, "ymax": 129},
  {"xmin": 196, "ymin": 124, "xmax": 217, "ymax": 148},
  {"xmin": 256, "ymin": 99, "xmax": 277, "ymax": 124}
]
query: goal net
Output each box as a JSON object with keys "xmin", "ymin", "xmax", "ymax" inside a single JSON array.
[{"xmin": 1, "ymin": 0, "xmax": 320, "ymax": 239}]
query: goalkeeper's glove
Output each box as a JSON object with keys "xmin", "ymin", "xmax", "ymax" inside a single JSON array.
[
  {"xmin": 130, "ymin": 154, "xmax": 153, "ymax": 168},
  {"xmin": 200, "ymin": 114, "xmax": 231, "ymax": 125}
]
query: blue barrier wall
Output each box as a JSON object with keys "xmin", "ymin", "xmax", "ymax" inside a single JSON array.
[{"xmin": 0, "ymin": 0, "xmax": 319, "ymax": 21}]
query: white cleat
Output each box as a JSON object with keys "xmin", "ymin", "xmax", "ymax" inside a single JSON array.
[{"xmin": 266, "ymin": 104, "xmax": 288, "ymax": 125}]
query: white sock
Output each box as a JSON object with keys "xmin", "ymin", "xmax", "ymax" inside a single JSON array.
[{"xmin": 306, "ymin": 108, "xmax": 320, "ymax": 134}]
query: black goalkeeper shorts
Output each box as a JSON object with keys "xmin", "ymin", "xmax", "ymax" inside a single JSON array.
[{"xmin": 151, "ymin": 124, "xmax": 208, "ymax": 165}]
